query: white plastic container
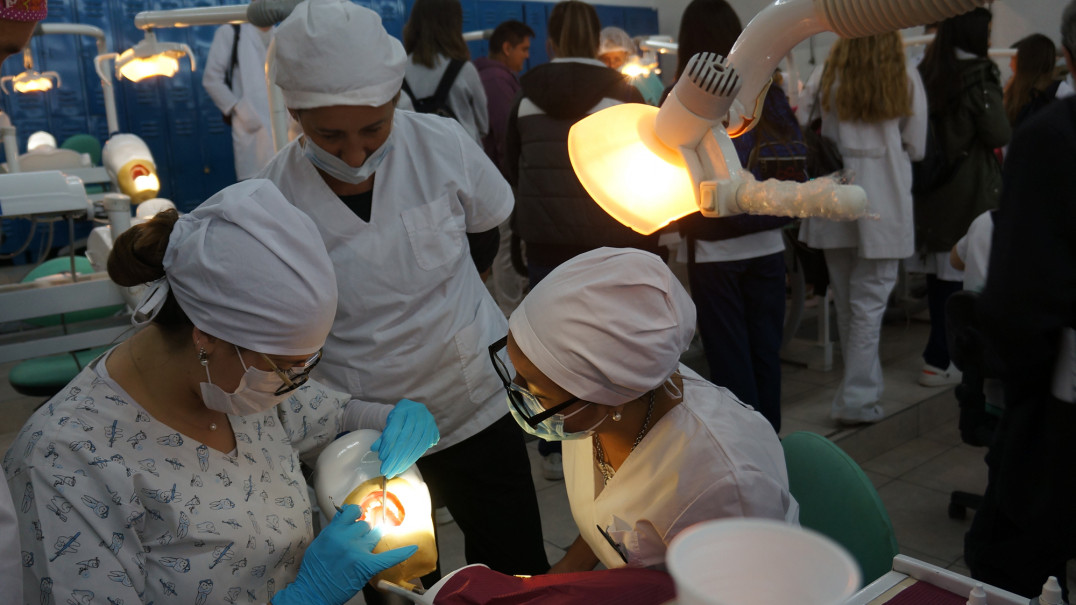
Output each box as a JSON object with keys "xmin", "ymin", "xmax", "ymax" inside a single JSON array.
[{"xmin": 666, "ymin": 518, "xmax": 860, "ymax": 605}]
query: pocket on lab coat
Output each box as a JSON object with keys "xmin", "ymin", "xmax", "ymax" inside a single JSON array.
[
  {"xmin": 453, "ymin": 315, "xmax": 504, "ymax": 406},
  {"xmin": 232, "ymin": 98, "xmax": 264, "ymax": 135},
  {"xmin": 401, "ymin": 196, "xmax": 466, "ymax": 271}
]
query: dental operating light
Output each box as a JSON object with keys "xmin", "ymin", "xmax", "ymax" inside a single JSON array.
[
  {"xmin": 1, "ymin": 49, "xmax": 60, "ymax": 94},
  {"xmin": 98, "ymin": 30, "xmax": 195, "ymax": 83},
  {"xmin": 567, "ymin": 0, "xmax": 990, "ymax": 236}
]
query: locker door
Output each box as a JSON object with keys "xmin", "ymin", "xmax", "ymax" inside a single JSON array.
[
  {"xmin": 521, "ymin": 2, "xmax": 548, "ymax": 69},
  {"xmin": 39, "ymin": 0, "xmax": 92, "ymax": 146},
  {"xmin": 624, "ymin": 6, "xmax": 659, "ymax": 36},
  {"xmin": 593, "ymin": 4, "xmax": 624, "ymax": 30},
  {"xmin": 75, "ymin": 0, "xmax": 128, "ymax": 142},
  {"xmin": 191, "ymin": 0, "xmax": 237, "ymax": 201},
  {"xmin": 378, "ymin": 0, "xmax": 410, "ymax": 41},
  {"xmin": 477, "ymin": 0, "xmax": 524, "ymax": 65}
]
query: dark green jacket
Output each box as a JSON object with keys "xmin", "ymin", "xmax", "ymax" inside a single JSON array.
[{"xmin": 914, "ymin": 58, "xmax": 1011, "ymax": 253}]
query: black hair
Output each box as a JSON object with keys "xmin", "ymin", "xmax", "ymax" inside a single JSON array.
[{"xmin": 489, "ymin": 20, "xmax": 535, "ymax": 57}]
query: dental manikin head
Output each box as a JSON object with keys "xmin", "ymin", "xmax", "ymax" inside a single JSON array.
[{"xmin": 501, "ymin": 247, "xmax": 696, "ymax": 439}]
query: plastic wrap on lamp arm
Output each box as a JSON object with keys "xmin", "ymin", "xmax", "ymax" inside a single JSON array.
[{"xmin": 730, "ymin": 174, "xmax": 869, "ymax": 221}]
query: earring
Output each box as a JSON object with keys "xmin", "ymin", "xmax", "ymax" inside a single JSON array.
[
  {"xmin": 611, "ymin": 410, "xmax": 622, "ymax": 422},
  {"xmin": 198, "ymin": 347, "xmax": 208, "ymax": 367}
]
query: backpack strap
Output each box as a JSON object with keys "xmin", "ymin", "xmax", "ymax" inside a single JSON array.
[
  {"xmin": 431, "ymin": 59, "xmax": 465, "ymax": 111},
  {"xmin": 224, "ymin": 23, "xmax": 241, "ymax": 90},
  {"xmin": 401, "ymin": 78, "xmax": 416, "ymax": 104}
]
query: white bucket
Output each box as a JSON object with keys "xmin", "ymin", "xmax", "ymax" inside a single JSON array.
[{"xmin": 666, "ymin": 519, "xmax": 861, "ymax": 605}]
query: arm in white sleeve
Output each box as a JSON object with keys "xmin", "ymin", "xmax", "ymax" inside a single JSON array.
[
  {"xmin": 202, "ymin": 25, "xmax": 240, "ymax": 116},
  {"xmin": 341, "ymin": 399, "xmax": 394, "ymax": 432}
]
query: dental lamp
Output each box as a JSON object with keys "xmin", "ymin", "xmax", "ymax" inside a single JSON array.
[
  {"xmin": 1, "ymin": 48, "xmax": 60, "ymax": 94},
  {"xmin": 567, "ymin": 0, "xmax": 989, "ymax": 236},
  {"xmin": 98, "ymin": 30, "xmax": 195, "ymax": 83}
]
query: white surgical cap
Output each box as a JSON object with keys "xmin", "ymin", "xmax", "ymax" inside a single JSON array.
[
  {"xmin": 599, "ymin": 26, "xmax": 635, "ymax": 56},
  {"xmin": 160, "ymin": 179, "xmax": 337, "ymax": 356},
  {"xmin": 271, "ymin": 0, "xmax": 407, "ymax": 109},
  {"xmin": 509, "ymin": 247, "xmax": 696, "ymax": 406}
]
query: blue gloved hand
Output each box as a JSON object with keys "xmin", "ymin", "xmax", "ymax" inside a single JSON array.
[
  {"xmin": 372, "ymin": 399, "xmax": 440, "ymax": 478},
  {"xmin": 272, "ymin": 504, "xmax": 417, "ymax": 605}
]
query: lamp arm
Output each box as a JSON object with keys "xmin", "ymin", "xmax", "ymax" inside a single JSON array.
[
  {"xmin": 725, "ymin": 0, "xmax": 989, "ymax": 136},
  {"xmin": 180, "ymin": 43, "xmax": 196, "ymax": 72}
]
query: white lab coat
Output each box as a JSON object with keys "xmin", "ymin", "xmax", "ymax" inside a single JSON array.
[
  {"xmin": 3, "ymin": 350, "xmax": 353, "ymax": 604},
  {"xmin": 563, "ymin": 365, "xmax": 799, "ymax": 569},
  {"xmin": 799, "ymin": 64, "xmax": 928, "ymax": 259},
  {"xmin": 257, "ymin": 110, "xmax": 513, "ymax": 451},
  {"xmin": 203, "ymin": 24, "xmax": 274, "ymax": 180}
]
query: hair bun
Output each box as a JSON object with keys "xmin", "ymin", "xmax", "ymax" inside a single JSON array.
[{"xmin": 107, "ymin": 209, "xmax": 179, "ymax": 287}]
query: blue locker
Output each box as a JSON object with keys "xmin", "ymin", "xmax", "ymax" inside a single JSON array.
[
  {"xmin": 75, "ymin": 0, "xmax": 128, "ymax": 141},
  {"xmin": 476, "ymin": 1, "xmax": 524, "ymax": 64},
  {"xmin": 378, "ymin": 0, "xmax": 410, "ymax": 41},
  {"xmin": 623, "ymin": 6, "xmax": 658, "ymax": 36},
  {"xmin": 192, "ymin": 2, "xmax": 237, "ymax": 202},
  {"xmin": 522, "ymin": 1, "xmax": 549, "ymax": 69},
  {"xmin": 593, "ymin": 4, "xmax": 624, "ymax": 30}
]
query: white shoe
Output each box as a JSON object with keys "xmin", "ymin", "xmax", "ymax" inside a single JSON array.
[
  {"xmin": 434, "ymin": 506, "xmax": 453, "ymax": 525},
  {"xmin": 832, "ymin": 403, "xmax": 885, "ymax": 426},
  {"xmin": 919, "ymin": 363, "xmax": 962, "ymax": 387},
  {"xmin": 541, "ymin": 452, "xmax": 563, "ymax": 481}
]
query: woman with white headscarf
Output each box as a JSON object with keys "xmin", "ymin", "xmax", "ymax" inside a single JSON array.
[
  {"xmin": 3, "ymin": 180, "xmax": 435, "ymax": 605},
  {"xmin": 258, "ymin": 0, "xmax": 550, "ymax": 580},
  {"xmin": 490, "ymin": 248, "xmax": 799, "ymax": 572}
]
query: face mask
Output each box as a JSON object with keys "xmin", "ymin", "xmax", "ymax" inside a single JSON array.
[
  {"xmin": 302, "ymin": 129, "xmax": 394, "ymax": 185},
  {"xmin": 506, "ymin": 390, "xmax": 607, "ymax": 441},
  {"xmin": 201, "ymin": 346, "xmax": 292, "ymax": 416}
]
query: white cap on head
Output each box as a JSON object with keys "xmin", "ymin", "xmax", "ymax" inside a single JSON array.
[
  {"xmin": 271, "ymin": 0, "xmax": 407, "ymax": 109},
  {"xmin": 599, "ymin": 26, "xmax": 634, "ymax": 56},
  {"xmin": 162, "ymin": 179, "xmax": 337, "ymax": 356},
  {"xmin": 508, "ymin": 247, "xmax": 696, "ymax": 406}
]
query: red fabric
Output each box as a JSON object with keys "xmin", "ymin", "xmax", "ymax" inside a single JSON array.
[
  {"xmin": 883, "ymin": 580, "xmax": 969, "ymax": 605},
  {"xmin": 433, "ymin": 566, "xmax": 676, "ymax": 605}
]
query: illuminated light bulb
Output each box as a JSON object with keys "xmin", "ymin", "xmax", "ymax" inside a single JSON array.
[
  {"xmin": 133, "ymin": 173, "xmax": 160, "ymax": 193},
  {"xmin": 1, "ymin": 70, "xmax": 61, "ymax": 95},
  {"xmin": 118, "ymin": 54, "xmax": 180, "ymax": 82},
  {"xmin": 621, "ymin": 62, "xmax": 652, "ymax": 79}
]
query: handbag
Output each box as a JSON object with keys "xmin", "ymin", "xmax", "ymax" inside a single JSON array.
[{"xmin": 803, "ymin": 84, "xmax": 844, "ymax": 178}]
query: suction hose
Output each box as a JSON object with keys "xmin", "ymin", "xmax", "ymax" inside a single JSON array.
[{"xmin": 247, "ymin": 0, "xmax": 304, "ymax": 27}]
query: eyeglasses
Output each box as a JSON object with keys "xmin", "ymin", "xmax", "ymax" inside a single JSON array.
[
  {"xmin": 488, "ymin": 336, "xmax": 580, "ymax": 428},
  {"xmin": 260, "ymin": 349, "xmax": 323, "ymax": 396}
]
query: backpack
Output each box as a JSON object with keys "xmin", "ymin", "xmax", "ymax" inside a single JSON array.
[
  {"xmin": 911, "ymin": 114, "xmax": 959, "ymax": 195},
  {"xmin": 402, "ymin": 59, "xmax": 465, "ymax": 120}
]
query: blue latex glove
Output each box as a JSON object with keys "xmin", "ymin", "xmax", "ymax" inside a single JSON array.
[
  {"xmin": 372, "ymin": 399, "xmax": 440, "ymax": 478},
  {"xmin": 273, "ymin": 504, "xmax": 417, "ymax": 605}
]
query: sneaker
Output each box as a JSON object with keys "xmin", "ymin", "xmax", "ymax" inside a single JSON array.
[
  {"xmin": 541, "ymin": 452, "xmax": 564, "ymax": 481},
  {"xmin": 919, "ymin": 363, "xmax": 962, "ymax": 387},
  {"xmin": 832, "ymin": 403, "xmax": 885, "ymax": 426}
]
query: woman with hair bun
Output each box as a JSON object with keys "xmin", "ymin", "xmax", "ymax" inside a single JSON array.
[{"xmin": 4, "ymin": 180, "xmax": 438, "ymax": 605}]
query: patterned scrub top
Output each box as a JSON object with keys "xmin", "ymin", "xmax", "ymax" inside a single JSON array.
[{"xmin": 2, "ymin": 349, "xmax": 351, "ymax": 604}]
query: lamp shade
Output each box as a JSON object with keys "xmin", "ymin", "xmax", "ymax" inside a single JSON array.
[
  {"xmin": 1, "ymin": 70, "xmax": 61, "ymax": 94},
  {"xmin": 117, "ymin": 51, "xmax": 180, "ymax": 82},
  {"xmin": 568, "ymin": 103, "xmax": 699, "ymax": 235}
]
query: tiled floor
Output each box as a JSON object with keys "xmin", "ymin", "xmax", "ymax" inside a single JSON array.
[{"xmin": 0, "ymin": 260, "xmax": 1025, "ymax": 599}]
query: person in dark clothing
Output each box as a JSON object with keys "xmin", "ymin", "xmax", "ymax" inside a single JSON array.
[
  {"xmin": 963, "ymin": 5, "xmax": 1076, "ymax": 598},
  {"xmin": 503, "ymin": 0, "xmax": 654, "ymax": 479},
  {"xmin": 504, "ymin": 0, "xmax": 657, "ymax": 284},
  {"xmin": 909, "ymin": 7, "xmax": 1011, "ymax": 387},
  {"xmin": 1004, "ymin": 34, "xmax": 1061, "ymax": 131},
  {"xmin": 669, "ymin": 0, "xmax": 806, "ymax": 433}
]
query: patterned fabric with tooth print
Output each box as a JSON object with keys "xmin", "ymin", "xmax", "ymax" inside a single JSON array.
[{"xmin": 2, "ymin": 348, "xmax": 351, "ymax": 605}]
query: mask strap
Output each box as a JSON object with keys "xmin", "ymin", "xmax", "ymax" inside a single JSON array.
[{"xmin": 661, "ymin": 373, "xmax": 683, "ymax": 401}]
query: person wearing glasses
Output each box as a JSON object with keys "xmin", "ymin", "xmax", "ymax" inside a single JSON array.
[
  {"xmin": 3, "ymin": 179, "xmax": 437, "ymax": 605},
  {"xmin": 489, "ymin": 247, "xmax": 799, "ymax": 572}
]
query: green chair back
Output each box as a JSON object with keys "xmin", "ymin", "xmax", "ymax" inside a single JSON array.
[
  {"xmin": 781, "ymin": 431, "xmax": 899, "ymax": 586},
  {"xmin": 22, "ymin": 256, "xmax": 123, "ymax": 326},
  {"xmin": 60, "ymin": 134, "xmax": 102, "ymax": 166}
]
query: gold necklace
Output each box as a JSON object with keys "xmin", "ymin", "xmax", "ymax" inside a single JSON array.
[{"xmin": 593, "ymin": 390, "xmax": 655, "ymax": 485}]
